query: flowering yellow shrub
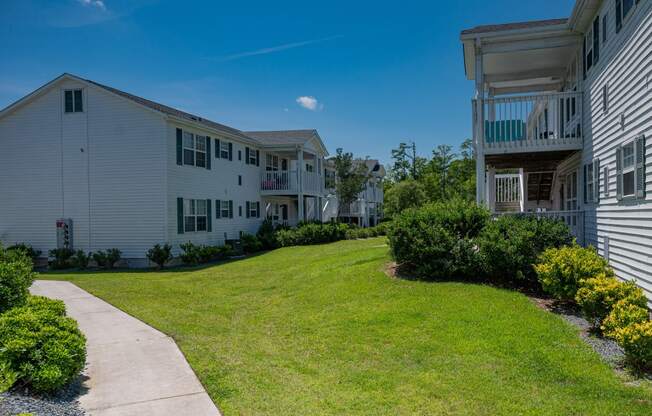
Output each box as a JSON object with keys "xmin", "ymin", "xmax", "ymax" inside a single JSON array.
[
  {"xmin": 535, "ymin": 245, "xmax": 612, "ymax": 300},
  {"xmin": 613, "ymin": 321, "xmax": 652, "ymax": 370},
  {"xmin": 575, "ymin": 275, "xmax": 647, "ymax": 327},
  {"xmin": 601, "ymin": 300, "xmax": 649, "ymax": 339}
]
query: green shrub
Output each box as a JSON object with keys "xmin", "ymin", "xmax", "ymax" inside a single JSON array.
[
  {"xmin": 180, "ymin": 242, "xmax": 201, "ymax": 265},
  {"xmin": 146, "ymin": 243, "xmax": 173, "ymax": 269},
  {"xmin": 92, "ymin": 249, "xmax": 122, "ymax": 269},
  {"xmin": 613, "ymin": 321, "xmax": 652, "ymax": 371},
  {"xmin": 180, "ymin": 242, "xmax": 233, "ymax": 265},
  {"xmin": 575, "ymin": 275, "xmax": 648, "ymax": 327},
  {"xmin": 601, "ymin": 300, "xmax": 649, "ymax": 339},
  {"xmin": 535, "ymin": 245, "xmax": 612, "ymax": 300},
  {"xmin": 7, "ymin": 244, "xmax": 41, "ymax": 262},
  {"xmin": 0, "ymin": 246, "xmax": 36, "ymax": 314},
  {"xmin": 25, "ymin": 295, "xmax": 67, "ymax": 317},
  {"xmin": 0, "ymin": 297, "xmax": 86, "ymax": 393},
  {"xmin": 477, "ymin": 215, "xmax": 573, "ymax": 285},
  {"xmin": 71, "ymin": 250, "xmax": 91, "ymax": 270},
  {"xmin": 241, "ymin": 234, "xmax": 263, "ymax": 254},
  {"xmin": 48, "ymin": 248, "xmax": 75, "ymax": 270},
  {"xmin": 256, "ymin": 219, "xmax": 279, "ymax": 250},
  {"xmin": 387, "ymin": 200, "xmax": 489, "ymax": 280},
  {"xmin": 276, "ymin": 222, "xmax": 350, "ymax": 247}
]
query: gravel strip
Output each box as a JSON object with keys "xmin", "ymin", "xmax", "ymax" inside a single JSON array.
[
  {"xmin": 0, "ymin": 375, "xmax": 86, "ymax": 416},
  {"xmin": 531, "ymin": 297, "xmax": 626, "ymax": 368}
]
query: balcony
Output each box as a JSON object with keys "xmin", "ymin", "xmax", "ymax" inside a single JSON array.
[
  {"xmin": 474, "ymin": 92, "xmax": 583, "ymax": 156},
  {"xmin": 260, "ymin": 170, "xmax": 323, "ymax": 195}
]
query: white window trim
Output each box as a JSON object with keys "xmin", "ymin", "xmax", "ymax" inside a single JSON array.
[
  {"xmin": 220, "ymin": 200, "xmax": 230, "ymax": 218},
  {"xmin": 220, "ymin": 141, "xmax": 230, "ymax": 159},
  {"xmin": 183, "ymin": 132, "xmax": 207, "ymax": 168},
  {"xmin": 248, "ymin": 151, "xmax": 258, "ymax": 165},
  {"xmin": 249, "ymin": 201, "xmax": 259, "ymax": 218},
  {"xmin": 63, "ymin": 89, "xmax": 84, "ymax": 113},
  {"xmin": 622, "ymin": 141, "xmax": 636, "ymax": 197},
  {"xmin": 184, "ymin": 199, "xmax": 208, "ymax": 233}
]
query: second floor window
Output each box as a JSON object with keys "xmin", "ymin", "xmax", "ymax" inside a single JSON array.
[
  {"xmin": 183, "ymin": 133, "xmax": 207, "ymax": 168},
  {"xmin": 622, "ymin": 142, "xmax": 636, "ymax": 197},
  {"xmin": 220, "ymin": 141, "xmax": 230, "ymax": 159},
  {"xmin": 266, "ymin": 154, "xmax": 279, "ymax": 171},
  {"xmin": 64, "ymin": 89, "xmax": 83, "ymax": 113},
  {"xmin": 616, "ymin": 0, "xmax": 635, "ymax": 33}
]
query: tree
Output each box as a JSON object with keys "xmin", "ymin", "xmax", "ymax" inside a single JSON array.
[
  {"xmin": 384, "ymin": 179, "xmax": 427, "ymax": 217},
  {"xmin": 333, "ymin": 149, "xmax": 370, "ymax": 219},
  {"xmin": 429, "ymin": 144, "xmax": 456, "ymax": 200},
  {"xmin": 448, "ymin": 139, "xmax": 476, "ymax": 201},
  {"xmin": 389, "ymin": 142, "xmax": 426, "ymax": 182}
]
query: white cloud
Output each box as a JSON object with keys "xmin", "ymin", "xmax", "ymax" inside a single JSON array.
[
  {"xmin": 296, "ymin": 96, "xmax": 322, "ymax": 111},
  {"xmin": 77, "ymin": 0, "xmax": 107, "ymax": 11}
]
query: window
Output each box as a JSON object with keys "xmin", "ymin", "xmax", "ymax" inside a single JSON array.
[
  {"xmin": 239, "ymin": 205, "xmax": 243, "ymax": 217},
  {"xmin": 305, "ymin": 163, "xmax": 314, "ymax": 172},
  {"xmin": 622, "ymin": 142, "xmax": 636, "ymax": 197},
  {"xmin": 266, "ymin": 154, "xmax": 279, "ymax": 171},
  {"xmin": 584, "ymin": 26, "xmax": 594, "ymax": 73},
  {"xmin": 247, "ymin": 201, "xmax": 259, "ymax": 218},
  {"xmin": 325, "ymin": 169, "xmax": 336, "ymax": 189},
  {"xmin": 593, "ymin": 16, "xmax": 600, "ymax": 65},
  {"xmin": 602, "ymin": 14, "xmax": 608, "ymax": 43},
  {"xmin": 221, "ymin": 200, "xmax": 231, "ymax": 218},
  {"xmin": 220, "ymin": 141, "xmax": 230, "ymax": 159},
  {"xmin": 602, "ymin": 83, "xmax": 609, "ymax": 114},
  {"xmin": 183, "ymin": 132, "xmax": 207, "ymax": 168},
  {"xmin": 64, "ymin": 89, "xmax": 83, "ymax": 113},
  {"xmin": 184, "ymin": 199, "xmax": 207, "ymax": 232},
  {"xmin": 248, "ymin": 148, "xmax": 258, "ymax": 165},
  {"xmin": 616, "ymin": 0, "xmax": 635, "ymax": 33},
  {"xmin": 238, "ymin": 175, "xmax": 242, "ymax": 186},
  {"xmin": 584, "ymin": 159, "xmax": 599, "ymax": 204},
  {"xmin": 238, "ymin": 150, "xmax": 242, "ymax": 161}
]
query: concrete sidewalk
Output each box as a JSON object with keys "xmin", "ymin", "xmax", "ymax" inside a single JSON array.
[{"xmin": 31, "ymin": 280, "xmax": 221, "ymax": 416}]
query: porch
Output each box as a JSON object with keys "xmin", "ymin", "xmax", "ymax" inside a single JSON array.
[
  {"xmin": 259, "ymin": 148, "xmax": 324, "ymax": 197},
  {"xmin": 488, "ymin": 170, "xmax": 585, "ymax": 245},
  {"xmin": 263, "ymin": 195, "xmax": 323, "ymax": 227}
]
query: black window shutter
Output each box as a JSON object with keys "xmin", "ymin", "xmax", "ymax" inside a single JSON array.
[
  {"xmin": 177, "ymin": 198, "xmax": 184, "ymax": 234},
  {"xmin": 207, "ymin": 199, "xmax": 212, "ymax": 231},
  {"xmin": 635, "ymin": 135, "xmax": 646, "ymax": 199},
  {"xmin": 593, "ymin": 17, "xmax": 600, "ymax": 64},
  {"xmin": 64, "ymin": 90, "xmax": 73, "ymax": 113},
  {"xmin": 229, "ymin": 200, "xmax": 234, "ymax": 218},
  {"xmin": 256, "ymin": 150, "xmax": 260, "ymax": 166},
  {"xmin": 594, "ymin": 159, "xmax": 600, "ymax": 203},
  {"xmin": 216, "ymin": 199, "xmax": 221, "ymax": 219},
  {"xmin": 245, "ymin": 147, "xmax": 250, "ymax": 164},
  {"xmin": 228, "ymin": 143, "xmax": 233, "ymax": 161},
  {"xmin": 256, "ymin": 202, "xmax": 260, "ymax": 218},
  {"xmin": 616, "ymin": 146, "xmax": 623, "ymax": 200},
  {"xmin": 176, "ymin": 129, "xmax": 183, "ymax": 165},
  {"xmin": 616, "ymin": 0, "xmax": 622, "ymax": 33},
  {"xmin": 583, "ymin": 165, "xmax": 588, "ymax": 204},
  {"xmin": 246, "ymin": 201, "xmax": 250, "ymax": 218},
  {"xmin": 215, "ymin": 138, "xmax": 220, "ymax": 159},
  {"xmin": 74, "ymin": 89, "xmax": 83, "ymax": 112},
  {"xmin": 582, "ymin": 38, "xmax": 587, "ymax": 80},
  {"xmin": 206, "ymin": 137, "xmax": 211, "ymax": 170}
]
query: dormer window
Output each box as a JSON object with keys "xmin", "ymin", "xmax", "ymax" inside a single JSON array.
[{"xmin": 64, "ymin": 89, "xmax": 83, "ymax": 113}]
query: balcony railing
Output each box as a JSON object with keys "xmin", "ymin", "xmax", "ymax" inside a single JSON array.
[
  {"xmin": 474, "ymin": 92, "xmax": 583, "ymax": 155},
  {"xmin": 260, "ymin": 170, "xmax": 323, "ymax": 195}
]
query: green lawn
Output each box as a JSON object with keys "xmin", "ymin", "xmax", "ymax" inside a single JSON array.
[{"xmin": 43, "ymin": 238, "xmax": 651, "ymax": 415}]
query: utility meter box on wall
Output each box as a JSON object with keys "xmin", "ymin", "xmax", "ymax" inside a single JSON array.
[{"xmin": 56, "ymin": 218, "xmax": 73, "ymax": 250}]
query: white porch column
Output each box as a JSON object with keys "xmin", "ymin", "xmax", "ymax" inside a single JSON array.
[
  {"xmin": 297, "ymin": 147, "xmax": 304, "ymax": 222},
  {"xmin": 518, "ymin": 168, "xmax": 526, "ymax": 212},
  {"xmin": 474, "ymin": 39, "xmax": 486, "ymax": 205},
  {"xmin": 487, "ymin": 167, "xmax": 496, "ymax": 212}
]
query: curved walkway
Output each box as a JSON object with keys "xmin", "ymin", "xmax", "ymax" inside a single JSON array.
[{"xmin": 31, "ymin": 280, "xmax": 221, "ymax": 416}]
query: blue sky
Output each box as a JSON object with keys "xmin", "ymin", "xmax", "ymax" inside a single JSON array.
[{"xmin": 0, "ymin": 0, "xmax": 574, "ymax": 164}]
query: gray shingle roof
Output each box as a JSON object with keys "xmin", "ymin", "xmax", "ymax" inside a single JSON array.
[
  {"xmin": 85, "ymin": 78, "xmax": 254, "ymax": 142},
  {"xmin": 461, "ymin": 18, "xmax": 568, "ymax": 36},
  {"xmin": 244, "ymin": 130, "xmax": 317, "ymax": 146}
]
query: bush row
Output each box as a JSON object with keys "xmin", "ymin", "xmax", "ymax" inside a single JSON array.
[
  {"xmin": 387, "ymin": 199, "xmax": 573, "ymax": 285},
  {"xmin": 535, "ymin": 245, "xmax": 651, "ymax": 371},
  {"xmin": 48, "ymin": 248, "xmax": 122, "ymax": 270},
  {"xmin": 0, "ymin": 245, "xmax": 86, "ymax": 393}
]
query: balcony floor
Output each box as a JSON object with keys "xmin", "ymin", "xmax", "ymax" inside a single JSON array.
[{"xmin": 486, "ymin": 149, "xmax": 579, "ymax": 170}]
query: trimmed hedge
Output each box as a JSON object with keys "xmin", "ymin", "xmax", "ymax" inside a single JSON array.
[
  {"xmin": 477, "ymin": 215, "xmax": 573, "ymax": 285},
  {"xmin": 601, "ymin": 300, "xmax": 649, "ymax": 339},
  {"xmin": 180, "ymin": 242, "xmax": 234, "ymax": 265},
  {"xmin": 575, "ymin": 275, "xmax": 648, "ymax": 327},
  {"xmin": 0, "ymin": 246, "xmax": 36, "ymax": 313},
  {"xmin": 0, "ymin": 295, "xmax": 86, "ymax": 393},
  {"xmin": 613, "ymin": 321, "xmax": 652, "ymax": 371},
  {"xmin": 535, "ymin": 245, "xmax": 613, "ymax": 301},
  {"xmin": 387, "ymin": 200, "xmax": 489, "ymax": 280},
  {"xmin": 275, "ymin": 223, "xmax": 350, "ymax": 247}
]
